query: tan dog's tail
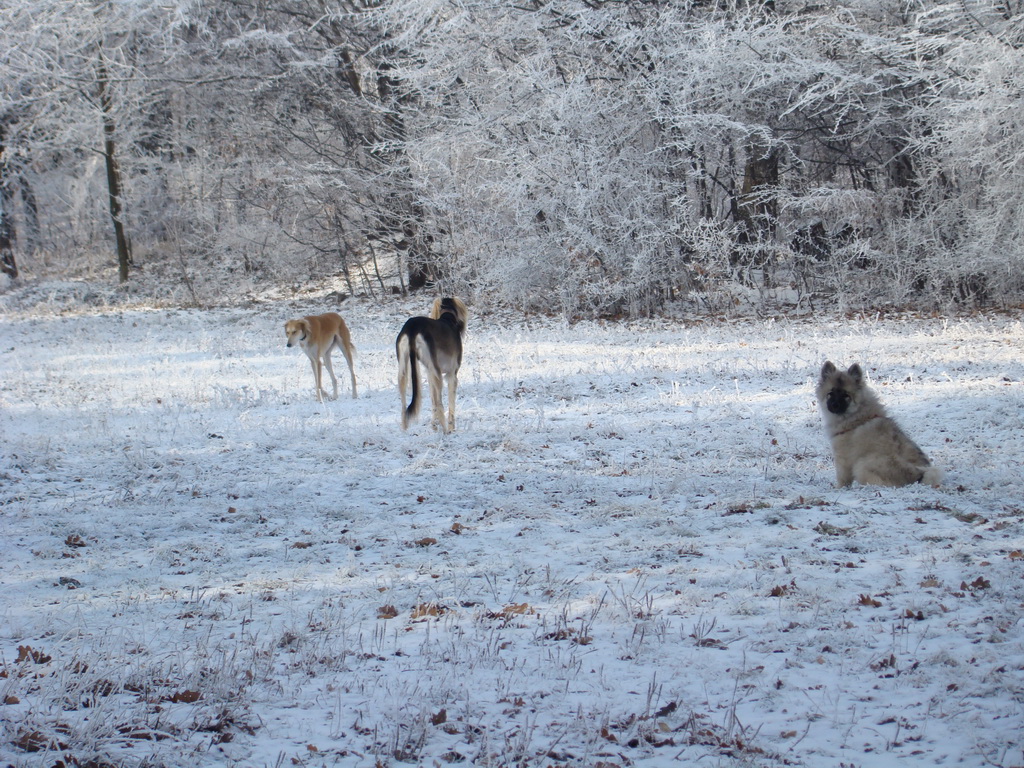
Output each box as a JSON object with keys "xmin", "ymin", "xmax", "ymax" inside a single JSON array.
[
  {"xmin": 397, "ymin": 332, "xmax": 421, "ymax": 429},
  {"xmin": 337, "ymin": 333, "xmax": 355, "ymax": 356}
]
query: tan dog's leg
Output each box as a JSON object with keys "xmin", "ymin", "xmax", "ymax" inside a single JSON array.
[
  {"xmin": 338, "ymin": 336, "xmax": 357, "ymax": 398},
  {"xmin": 307, "ymin": 352, "xmax": 325, "ymax": 403},
  {"xmin": 322, "ymin": 345, "xmax": 339, "ymax": 401}
]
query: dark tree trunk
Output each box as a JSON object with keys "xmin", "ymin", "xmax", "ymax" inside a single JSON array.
[
  {"xmin": 736, "ymin": 134, "xmax": 779, "ymax": 246},
  {"xmin": 0, "ymin": 125, "xmax": 17, "ymax": 279},
  {"xmin": 0, "ymin": 192, "xmax": 16, "ymax": 279},
  {"xmin": 375, "ymin": 58, "xmax": 435, "ymax": 292},
  {"xmin": 19, "ymin": 174, "xmax": 39, "ymax": 253},
  {"xmin": 97, "ymin": 56, "xmax": 133, "ymax": 283}
]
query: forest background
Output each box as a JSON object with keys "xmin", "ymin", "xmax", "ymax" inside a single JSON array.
[
  {"xmin": 3, "ymin": 0, "xmax": 1024, "ymax": 317},
  {"xmin": 4, "ymin": 4, "xmax": 1024, "ymax": 766}
]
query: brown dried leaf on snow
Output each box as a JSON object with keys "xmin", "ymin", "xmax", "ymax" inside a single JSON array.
[
  {"xmin": 411, "ymin": 603, "xmax": 447, "ymax": 619},
  {"xmin": 167, "ymin": 689, "xmax": 202, "ymax": 704},
  {"xmin": 961, "ymin": 576, "xmax": 991, "ymax": 591},
  {"xmin": 16, "ymin": 646, "xmax": 52, "ymax": 665},
  {"xmin": 769, "ymin": 581, "xmax": 795, "ymax": 597}
]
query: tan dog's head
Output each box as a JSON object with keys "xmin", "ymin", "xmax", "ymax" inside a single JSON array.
[
  {"xmin": 284, "ymin": 318, "xmax": 311, "ymax": 348},
  {"xmin": 429, "ymin": 297, "xmax": 468, "ymax": 335}
]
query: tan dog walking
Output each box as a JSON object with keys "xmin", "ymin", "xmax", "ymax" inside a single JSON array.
[{"xmin": 285, "ymin": 312, "xmax": 357, "ymax": 403}]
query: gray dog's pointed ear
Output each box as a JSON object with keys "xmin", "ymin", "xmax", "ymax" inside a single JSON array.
[
  {"xmin": 820, "ymin": 361, "xmax": 836, "ymax": 378},
  {"xmin": 847, "ymin": 363, "xmax": 864, "ymax": 382}
]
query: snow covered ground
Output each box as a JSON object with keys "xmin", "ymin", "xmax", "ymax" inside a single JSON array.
[{"xmin": 1, "ymin": 290, "xmax": 1022, "ymax": 767}]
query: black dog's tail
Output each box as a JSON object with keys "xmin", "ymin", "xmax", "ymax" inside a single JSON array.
[
  {"xmin": 397, "ymin": 329, "xmax": 422, "ymax": 429},
  {"xmin": 405, "ymin": 338, "xmax": 421, "ymax": 428}
]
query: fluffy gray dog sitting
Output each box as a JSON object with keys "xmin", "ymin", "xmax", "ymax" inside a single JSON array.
[{"xmin": 816, "ymin": 361, "xmax": 942, "ymax": 488}]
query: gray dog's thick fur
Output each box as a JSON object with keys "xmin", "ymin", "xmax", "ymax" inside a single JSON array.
[{"xmin": 816, "ymin": 361, "xmax": 942, "ymax": 488}]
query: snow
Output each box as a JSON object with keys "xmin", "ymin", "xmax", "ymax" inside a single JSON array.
[{"xmin": 1, "ymin": 292, "xmax": 1022, "ymax": 767}]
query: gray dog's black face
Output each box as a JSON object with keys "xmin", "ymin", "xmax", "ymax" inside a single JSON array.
[
  {"xmin": 818, "ymin": 361, "xmax": 865, "ymax": 416},
  {"xmin": 825, "ymin": 386, "xmax": 852, "ymax": 415}
]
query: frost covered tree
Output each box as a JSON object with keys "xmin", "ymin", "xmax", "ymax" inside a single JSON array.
[
  {"xmin": 369, "ymin": 0, "xmax": 705, "ymax": 315},
  {"xmin": 2, "ymin": 0, "xmax": 1023, "ymax": 313},
  {"xmin": 154, "ymin": 0, "xmax": 429, "ymax": 295},
  {"xmin": 899, "ymin": 2, "xmax": 1024, "ymax": 304},
  {"xmin": 360, "ymin": 0, "xmax": 1024, "ymax": 314},
  {"xmin": 0, "ymin": 0, "xmax": 425, "ymax": 294},
  {"xmin": 364, "ymin": 0, "xmax": 913, "ymax": 314},
  {"xmin": 0, "ymin": 0, "xmax": 197, "ymax": 282},
  {"xmin": 204, "ymin": 0, "xmax": 441, "ymax": 293}
]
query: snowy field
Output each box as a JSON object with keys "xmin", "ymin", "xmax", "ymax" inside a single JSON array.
[{"xmin": 1, "ymin": 290, "xmax": 1022, "ymax": 767}]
